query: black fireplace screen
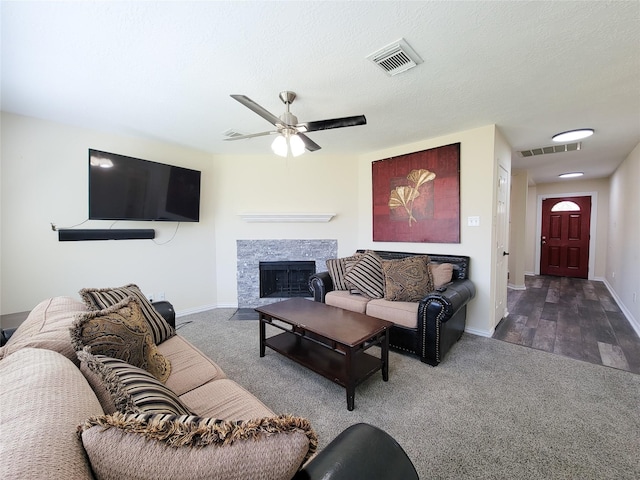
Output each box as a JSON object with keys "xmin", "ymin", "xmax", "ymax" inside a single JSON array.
[{"xmin": 259, "ymin": 261, "xmax": 316, "ymax": 298}]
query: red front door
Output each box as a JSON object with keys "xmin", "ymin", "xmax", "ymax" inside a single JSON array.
[{"xmin": 540, "ymin": 196, "xmax": 591, "ymax": 278}]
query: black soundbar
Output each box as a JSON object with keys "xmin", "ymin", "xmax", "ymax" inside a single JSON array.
[{"xmin": 58, "ymin": 229, "xmax": 155, "ymax": 241}]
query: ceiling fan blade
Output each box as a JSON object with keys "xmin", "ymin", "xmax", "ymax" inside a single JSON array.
[
  {"xmin": 223, "ymin": 131, "xmax": 277, "ymax": 141},
  {"xmin": 230, "ymin": 95, "xmax": 283, "ymax": 126},
  {"xmin": 299, "ymin": 115, "xmax": 366, "ymax": 133},
  {"xmin": 297, "ymin": 133, "xmax": 322, "ymax": 152}
]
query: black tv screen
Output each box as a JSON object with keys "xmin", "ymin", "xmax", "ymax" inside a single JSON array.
[{"xmin": 89, "ymin": 149, "xmax": 201, "ymax": 222}]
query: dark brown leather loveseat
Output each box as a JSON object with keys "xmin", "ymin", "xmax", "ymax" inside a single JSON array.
[{"xmin": 309, "ymin": 250, "xmax": 476, "ymax": 366}]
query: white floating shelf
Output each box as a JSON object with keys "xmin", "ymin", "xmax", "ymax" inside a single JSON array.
[{"xmin": 239, "ymin": 213, "xmax": 335, "ymax": 223}]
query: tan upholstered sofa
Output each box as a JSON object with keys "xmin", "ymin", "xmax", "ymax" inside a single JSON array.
[{"xmin": 0, "ymin": 293, "xmax": 316, "ymax": 480}]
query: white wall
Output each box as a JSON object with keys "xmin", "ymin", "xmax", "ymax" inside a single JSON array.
[
  {"xmin": 2, "ymin": 114, "xmax": 507, "ymax": 337},
  {"xmin": 1, "ymin": 112, "xmax": 217, "ymax": 316},
  {"xmin": 606, "ymin": 142, "xmax": 640, "ymax": 331},
  {"xmin": 210, "ymin": 152, "xmax": 360, "ymax": 307},
  {"xmin": 358, "ymin": 125, "xmax": 504, "ymax": 336}
]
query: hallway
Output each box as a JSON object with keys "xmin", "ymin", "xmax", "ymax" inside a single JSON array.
[{"xmin": 493, "ymin": 275, "xmax": 640, "ymax": 374}]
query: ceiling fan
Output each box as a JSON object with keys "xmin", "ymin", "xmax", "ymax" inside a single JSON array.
[{"xmin": 225, "ymin": 91, "xmax": 367, "ymax": 156}]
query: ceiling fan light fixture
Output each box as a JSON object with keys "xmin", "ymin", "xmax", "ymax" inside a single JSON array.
[
  {"xmin": 271, "ymin": 135, "xmax": 288, "ymax": 157},
  {"xmin": 289, "ymin": 134, "xmax": 305, "ymax": 157},
  {"xmin": 552, "ymin": 129, "xmax": 594, "ymax": 143}
]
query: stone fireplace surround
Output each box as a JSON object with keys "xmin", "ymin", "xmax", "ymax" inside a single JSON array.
[{"xmin": 236, "ymin": 239, "xmax": 337, "ymax": 309}]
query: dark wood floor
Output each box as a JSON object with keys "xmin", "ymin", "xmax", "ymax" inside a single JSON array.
[{"xmin": 494, "ymin": 275, "xmax": 640, "ymax": 374}]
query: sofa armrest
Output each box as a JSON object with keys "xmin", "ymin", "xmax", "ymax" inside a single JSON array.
[
  {"xmin": 152, "ymin": 300, "xmax": 176, "ymax": 329},
  {"xmin": 308, "ymin": 271, "xmax": 334, "ymax": 303},
  {"xmin": 293, "ymin": 423, "xmax": 418, "ymax": 480},
  {"xmin": 419, "ymin": 278, "xmax": 476, "ymax": 322}
]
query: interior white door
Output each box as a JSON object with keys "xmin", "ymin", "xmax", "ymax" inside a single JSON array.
[{"xmin": 494, "ymin": 164, "xmax": 510, "ymax": 329}]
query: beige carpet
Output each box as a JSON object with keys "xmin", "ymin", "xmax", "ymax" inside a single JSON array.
[{"xmin": 177, "ymin": 308, "xmax": 640, "ymax": 480}]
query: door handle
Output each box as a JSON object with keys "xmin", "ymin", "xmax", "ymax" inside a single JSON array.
[{"xmin": 503, "ymin": 251, "xmax": 509, "ymax": 256}]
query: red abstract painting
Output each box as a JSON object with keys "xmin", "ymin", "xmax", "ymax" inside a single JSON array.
[{"xmin": 372, "ymin": 143, "xmax": 460, "ymax": 243}]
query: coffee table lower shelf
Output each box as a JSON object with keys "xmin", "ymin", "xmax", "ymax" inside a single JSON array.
[{"xmin": 263, "ymin": 332, "xmax": 384, "ymax": 410}]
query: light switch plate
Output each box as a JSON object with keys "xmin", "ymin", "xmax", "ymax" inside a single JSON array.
[{"xmin": 468, "ymin": 216, "xmax": 480, "ymax": 227}]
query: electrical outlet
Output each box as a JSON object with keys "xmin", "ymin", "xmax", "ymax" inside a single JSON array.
[
  {"xmin": 146, "ymin": 293, "xmax": 154, "ymax": 303},
  {"xmin": 633, "ymin": 292, "xmax": 637, "ymax": 304},
  {"xmin": 612, "ymin": 271, "xmax": 615, "ymax": 279},
  {"xmin": 157, "ymin": 292, "xmax": 165, "ymax": 301},
  {"xmin": 467, "ymin": 216, "xmax": 480, "ymax": 227}
]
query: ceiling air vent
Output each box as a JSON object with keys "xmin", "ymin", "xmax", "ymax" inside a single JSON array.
[
  {"xmin": 223, "ymin": 129, "xmax": 245, "ymax": 138},
  {"xmin": 367, "ymin": 38, "xmax": 423, "ymax": 76},
  {"xmin": 519, "ymin": 142, "xmax": 581, "ymax": 158}
]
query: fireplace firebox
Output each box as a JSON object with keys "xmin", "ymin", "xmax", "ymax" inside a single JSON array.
[{"xmin": 259, "ymin": 261, "xmax": 316, "ymax": 298}]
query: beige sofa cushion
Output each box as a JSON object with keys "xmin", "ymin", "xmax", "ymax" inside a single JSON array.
[
  {"xmin": 0, "ymin": 347, "xmax": 103, "ymax": 480},
  {"xmin": 79, "ymin": 412, "xmax": 316, "ymax": 480},
  {"xmin": 366, "ymin": 299, "xmax": 419, "ymax": 329},
  {"xmin": 180, "ymin": 378, "xmax": 275, "ymax": 420},
  {"xmin": 0, "ymin": 296, "xmax": 87, "ymax": 364},
  {"xmin": 325, "ymin": 290, "xmax": 370, "ymax": 314},
  {"xmin": 157, "ymin": 334, "xmax": 227, "ymax": 396}
]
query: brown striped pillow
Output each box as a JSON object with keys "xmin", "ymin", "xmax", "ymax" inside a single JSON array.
[
  {"xmin": 77, "ymin": 349, "xmax": 191, "ymax": 416},
  {"xmin": 79, "ymin": 284, "xmax": 175, "ymax": 345},
  {"xmin": 326, "ymin": 253, "xmax": 363, "ymax": 291},
  {"xmin": 344, "ymin": 251, "xmax": 385, "ymax": 298},
  {"xmin": 71, "ymin": 297, "xmax": 171, "ymax": 383}
]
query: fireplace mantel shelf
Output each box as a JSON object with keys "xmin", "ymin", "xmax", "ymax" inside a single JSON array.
[{"xmin": 239, "ymin": 213, "xmax": 335, "ymax": 223}]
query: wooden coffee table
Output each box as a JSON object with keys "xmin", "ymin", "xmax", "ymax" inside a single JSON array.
[{"xmin": 255, "ymin": 298, "xmax": 392, "ymax": 411}]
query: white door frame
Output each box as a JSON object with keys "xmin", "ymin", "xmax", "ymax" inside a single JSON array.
[
  {"xmin": 494, "ymin": 164, "xmax": 510, "ymax": 329},
  {"xmin": 535, "ymin": 191, "xmax": 597, "ymax": 280}
]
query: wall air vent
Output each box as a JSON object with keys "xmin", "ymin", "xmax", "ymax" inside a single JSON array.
[
  {"xmin": 367, "ymin": 38, "xmax": 423, "ymax": 76},
  {"xmin": 519, "ymin": 142, "xmax": 581, "ymax": 157}
]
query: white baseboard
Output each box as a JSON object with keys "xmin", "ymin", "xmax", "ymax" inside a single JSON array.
[
  {"xmin": 175, "ymin": 304, "xmax": 219, "ymax": 317},
  {"xmin": 508, "ymin": 283, "xmax": 526, "ymax": 290},
  {"xmin": 601, "ymin": 279, "xmax": 640, "ymax": 337},
  {"xmin": 465, "ymin": 326, "xmax": 494, "ymax": 338}
]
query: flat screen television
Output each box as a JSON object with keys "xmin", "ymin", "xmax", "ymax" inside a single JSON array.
[{"xmin": 89, "ymin": 149, "xmax": 201, "ymax": 222}]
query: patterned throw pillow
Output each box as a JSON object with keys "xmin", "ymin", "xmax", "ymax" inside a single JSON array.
[
  {"xmin": 381, "ymin": 255, "xmax": 434, "ymax": 302},
  {"xmin": 79, "ymin": 284, "xmax": 175, "ymax": 345},
  {"xmin": 77, "ymin": 349, "xmax": 191, "ymax": 416},
  {"xmin": 430, "ymin": 263, "xmax": 454, "ymax": 288},
  {"xmin": 71, "ymin": 297, "xmax": 171, "ymax": 383},
  {"xmin": 79, "ymin": 412, "xmax": 318, "ymax": 477},
  {"xmin": 344, "ymin": 251, "xmax": 385, "ymax": 298},
  {"xmin": 325, "ymin": 253, "xmax": 363, "ymax": 291}
]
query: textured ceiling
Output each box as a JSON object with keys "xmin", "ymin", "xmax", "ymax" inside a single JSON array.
[{"xmin": 2, "ymin": 1, "xmax": 639, "ymax": 184}]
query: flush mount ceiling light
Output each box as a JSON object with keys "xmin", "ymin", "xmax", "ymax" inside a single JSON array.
[
  {"xmin": 559, "ymin": 172, "xmax": 584, "ymax": 178},
  {"xmin": 552, "ymin": 129, "xmax": 594, "ymax": 143}
]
